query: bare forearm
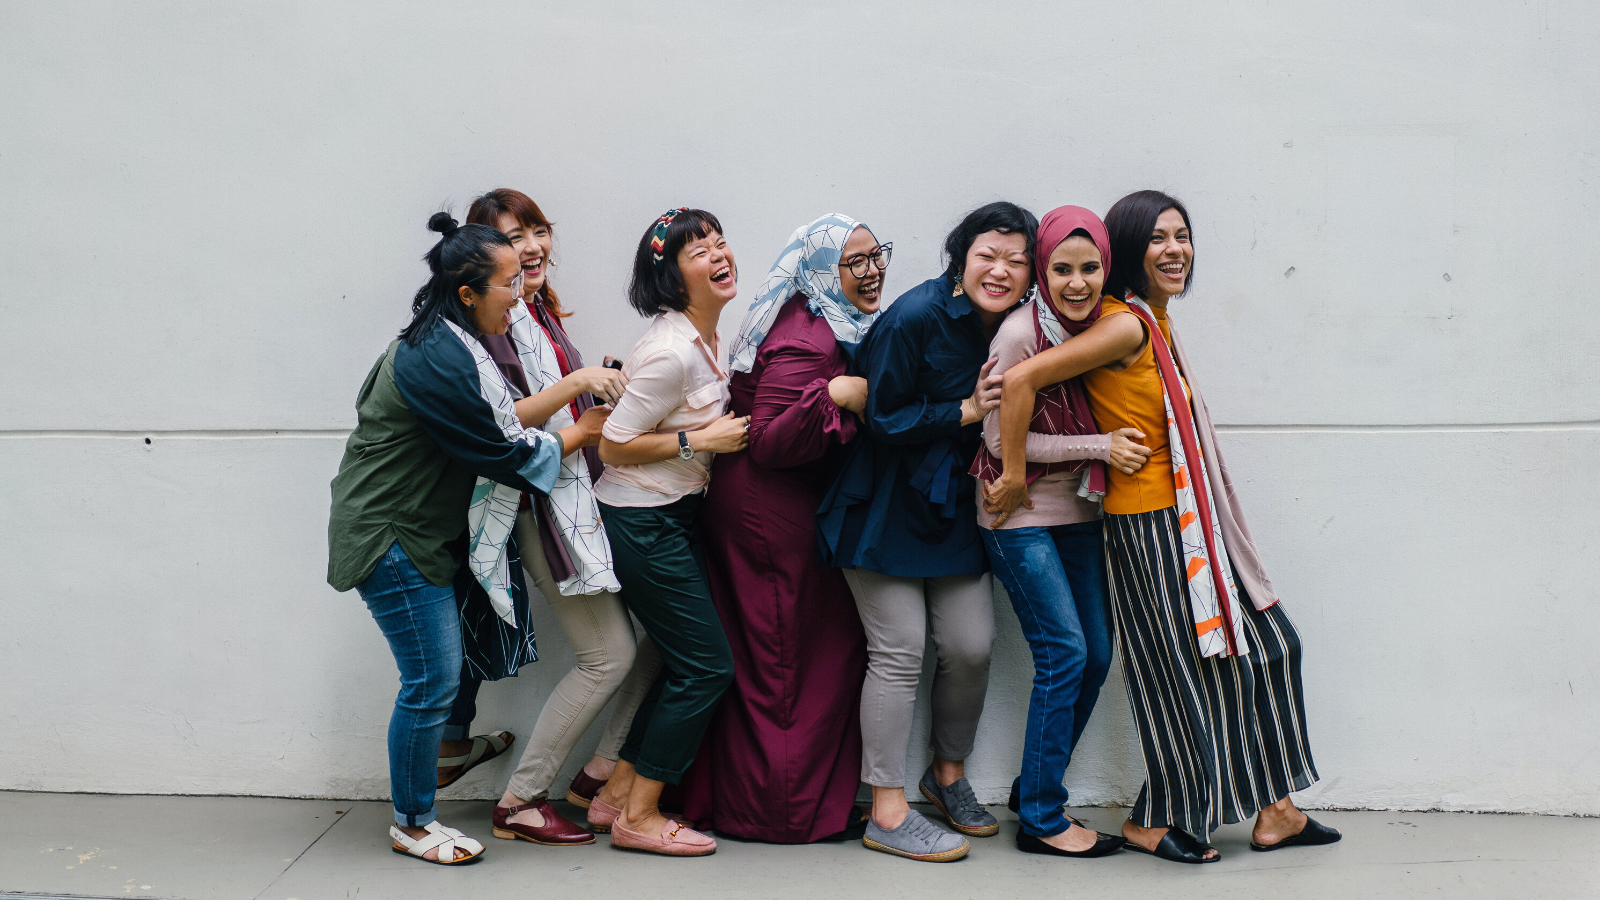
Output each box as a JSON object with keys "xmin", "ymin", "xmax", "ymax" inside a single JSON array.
[
  {"xmin": 599, "ymin": 432, "xmax": 676, "ymax": 466},
  {"xmin": 514, "ymin": 381, "xmax": 584, "ymax": 430}
]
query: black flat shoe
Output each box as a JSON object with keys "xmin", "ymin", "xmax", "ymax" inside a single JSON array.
[
  {"xmin": 1016, "ymin": 828, "xmax": 1125, "ymax": 858},
  {"xmin": 1124, "ymin": 827, "xmax": 1219, "ymax": 864},
  {"xmin": 1250, "ymin": 815, "xmax": 1342, "ymax": 852}
]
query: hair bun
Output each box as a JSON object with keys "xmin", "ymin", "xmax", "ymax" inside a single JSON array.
[{"xmin": 427, "ymin": 211, "xmax": 459, "ymax": 236}]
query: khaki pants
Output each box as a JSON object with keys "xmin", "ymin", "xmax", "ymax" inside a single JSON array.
[
  {"xmin": 843, "ymin": 568, "xmax": 995, "ymax": 788},
  {"xmin": 504, "ymin": 512, "xmax": 661, "ymax": 801}
]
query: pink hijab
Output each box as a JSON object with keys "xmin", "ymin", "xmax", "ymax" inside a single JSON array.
[
  {"xmin": 1033, "ymin": 205, "xmax": 1112, "ymax": 338},
  {"xmin": 969, "ymin": 205, "xmax": 1112, "ymax": 493}
]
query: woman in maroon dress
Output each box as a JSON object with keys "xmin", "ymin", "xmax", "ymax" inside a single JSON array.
[{"xmin": 682, "ymin": 214, "xmax": 891, "ymax": 841}]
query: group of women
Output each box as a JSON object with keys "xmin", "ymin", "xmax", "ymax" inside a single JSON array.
[{"xmin": 326, "ymin": 187, "xmax": 1343, "ymax": 866}]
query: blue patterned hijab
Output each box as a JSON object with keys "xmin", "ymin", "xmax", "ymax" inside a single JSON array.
[{"xmin": 728, "ymin": 213, "xmax": 881, "ymax": 373}]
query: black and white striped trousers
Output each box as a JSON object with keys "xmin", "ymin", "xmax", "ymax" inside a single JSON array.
[{"xmin": 1106, "ymin": 508, "xmax": 1318, "ymax": 841}]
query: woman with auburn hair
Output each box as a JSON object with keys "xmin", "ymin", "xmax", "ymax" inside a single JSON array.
[
  {"xmin": 426, "ymin": 189, "xmax": 661, "ymax": 848},
  {"xmin": 985, "ymin": 190, "xmax": 1339, "ymax": 864},
  {"xmin": 586, "ymin": 207, "xmax": 748, "ymax": 857},
  {"xmin": 680, "ymin": 213, "xmax": 885, "ymax": 843}
]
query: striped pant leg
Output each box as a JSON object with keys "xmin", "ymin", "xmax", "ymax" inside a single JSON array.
[
  {"xmin": 1109, "ymin": 509, "xmax": 1320, "ymax": 839},
  {"xmin": 1105, "ymin": 509, "xmax": 1220, "ymax": 839}
]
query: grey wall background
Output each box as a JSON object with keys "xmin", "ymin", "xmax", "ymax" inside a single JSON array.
[{"xmin": 3, "ymin": 1, "xmax": 1597, "ymax": 814}]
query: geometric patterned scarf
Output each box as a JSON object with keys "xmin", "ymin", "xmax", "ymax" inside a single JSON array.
[
  {"xmin": 504, "ymin": 302, "xmax": 621, "ymax": 596},
  {"xmin": 442, "ymin": 319, "xmax": 563, "ymax": 625},
  {"xmin": 1124, "ymin": 297, "xmax": 1249, "ymax": 658}
]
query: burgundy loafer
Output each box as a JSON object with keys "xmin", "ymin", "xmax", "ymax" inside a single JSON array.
[
  {"xmin": 492, "ymin": 800, "xmax": 595, "ymax": 846},
  {"xmin": 566, "ymin": 769, "xmax": 606, "ymax": 809}
]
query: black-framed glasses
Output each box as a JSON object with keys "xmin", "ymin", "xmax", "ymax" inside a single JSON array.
[{"xmin": 840, "ymin": 242, "xmax": 892, "ymax": 279}]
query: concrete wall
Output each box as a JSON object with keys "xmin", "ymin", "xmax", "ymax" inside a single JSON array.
[{"xmin": 3, "ymin": 1, "xmax": 1596, "ymax": 815}]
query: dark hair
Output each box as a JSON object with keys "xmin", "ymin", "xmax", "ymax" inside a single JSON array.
[
  {"xmin": 942, "ymin": 201, "xmax": 1040, "ymax": 283},
  {"xmin": 1104, "ymin": 190, "xmax": 1193, "ymax": 300},
  {"xmin": 466, "ymin": 188, "xmax": 569, "ymax": 318},
  {"xmin": 399, "ymin": 212, "xmax": 514, "ymax": 345},
  {"xmin": 625, "ymin": 208, "xmax": 723, "ymax": 317}
]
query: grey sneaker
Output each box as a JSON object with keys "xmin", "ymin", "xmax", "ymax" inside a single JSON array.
[
  {"xmin": 919, "ymin": 767, "xmax": 1000, "ymax": 837},
  {"xmin": 863, "ymin": 809, "xmax": 970, "ymax": 862}
]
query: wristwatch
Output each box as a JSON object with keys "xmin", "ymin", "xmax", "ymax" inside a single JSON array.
[{"xmin": 677, "ymin": 431, "xmax": 695, "ymax": 460}]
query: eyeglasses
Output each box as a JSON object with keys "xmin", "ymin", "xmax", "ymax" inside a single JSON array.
[
  {"xmin": 840, "ymin": 242, "xmax": 893, "ymax": 279},
  {"xmin": 482, "ymin": 271, "xmax": 525, "ymax": 298}
]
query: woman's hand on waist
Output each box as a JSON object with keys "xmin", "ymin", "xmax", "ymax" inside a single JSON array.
[
  {"xmin": 981, "ymin": 473, "xmax": 1033, "ymax": 526},
  {"xmin": 1108, "ymin": 427, "xmax": 1151, "ymax": 475},
  {"xmin": 690, "ymin": 411, "xmax": 751, "ymax": 454},
  {"xmin": 828, "ymin": 375, "xmax": 869, "ymax": 416},
  {"xmin": 959, "ymin": 356, "xmax": 1001, "ymax": 426}
]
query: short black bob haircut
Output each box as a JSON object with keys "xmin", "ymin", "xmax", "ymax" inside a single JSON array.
[
  {"xmin": 1104, "ymin": 190, "xmax": 1193, "ymax": 301},
  {"xmin": 400, "ymin": 211, "xmax": 514, "ymax": 345},
  {"xmin": 942, "ymin": 201, "xmax": 1040, "ymax": 284},
  {"xmin": 626, "ymin": 208, "xmax": 724, "ymax": 317}
]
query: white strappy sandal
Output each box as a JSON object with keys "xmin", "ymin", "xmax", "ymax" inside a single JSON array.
[
  {"xmin": 390, "ymin": 821, "xmax": 486, "ymax": 865},
  {"xmin": 436, "ymin": 731, "xmax": 513, "ymax": 788}
]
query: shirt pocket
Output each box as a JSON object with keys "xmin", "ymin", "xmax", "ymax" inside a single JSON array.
[
  {"xmin": 919, "ymin": 349, "xmax": 976, "ymax": 401},
  {"xmin": 685, "ymin": 380, "xmax": 725, "ymax": 411}
]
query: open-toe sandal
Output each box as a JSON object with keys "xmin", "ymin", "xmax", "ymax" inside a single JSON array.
[
  {"xmin": 1124, "ymin": 827, "xmax": 1219, "ymax": 864},
  {"xmin": 390, "ymin": 822, "xmax": 485, "ymax": 865},
  {"xmin": 1250, "ymin": 815, "xmax": 1342, "ymax": 852},
  {"xmin": 436, "ymin": 731, "xmax": 513, "ymax": 789}
]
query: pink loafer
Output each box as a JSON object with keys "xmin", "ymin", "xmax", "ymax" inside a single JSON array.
[
  {"xmin": 611, "ymin": 818, "xmax": 716, "ymax": 857},
  {"xmin": 587, "ymin": 796, "xmax": 621, "ymax": 834}
]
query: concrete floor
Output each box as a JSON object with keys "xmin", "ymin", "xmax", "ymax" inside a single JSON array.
[{"xmin": 1, "ymin": 791, "xmax": 1595, "ymax": 900}]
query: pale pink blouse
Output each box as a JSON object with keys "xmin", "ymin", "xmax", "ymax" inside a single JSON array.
[{"xmin": 595, "ymin": 310, "xmax": 731, "ymax": 508}]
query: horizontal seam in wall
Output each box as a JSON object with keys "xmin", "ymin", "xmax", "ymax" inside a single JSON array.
[{"xmin": 0, "ymin": 422, "xmax": 1597, "ymax": 440}]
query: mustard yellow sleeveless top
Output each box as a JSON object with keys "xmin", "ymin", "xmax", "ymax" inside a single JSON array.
[{"xmin": 1081, "ymin": 299, "xmax": 1182, "ymax": 515}]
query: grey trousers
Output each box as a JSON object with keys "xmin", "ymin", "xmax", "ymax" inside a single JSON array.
[
  {"xmin": 842, "ymin": 567, "xmax": 995, "ymax": 788},
  {"xmin": 504, "ymin": 512, "xmax": 662, "ymax": 801}
]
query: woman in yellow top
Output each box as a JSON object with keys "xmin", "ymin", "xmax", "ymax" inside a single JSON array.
[{"xmin": 984, "ymin": 191, "xmax": 1339, "ymax": 864}]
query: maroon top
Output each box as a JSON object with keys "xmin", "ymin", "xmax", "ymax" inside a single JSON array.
[{"xmin": 681, "ymin": 293, "xmax": 867, "ymax": 842}]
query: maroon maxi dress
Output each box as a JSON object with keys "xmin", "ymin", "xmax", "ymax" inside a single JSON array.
[{"xmin": 681, "ymin": 293, "xmax": 868, "ymax": 842}]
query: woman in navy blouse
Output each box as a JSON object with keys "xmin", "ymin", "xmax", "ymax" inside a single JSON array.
[{"xmin": 818, "ymin": 202, "xmax": 1037, "ymax": 862}]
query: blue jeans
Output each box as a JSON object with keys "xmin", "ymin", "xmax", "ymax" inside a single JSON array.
[
  {"xmin": 982, "ymin": 521, "xmax": 1114, "ymax": 837},
  {"xmin": 357, "ymin": 542, "xmax": 462, "ymax": 827}
]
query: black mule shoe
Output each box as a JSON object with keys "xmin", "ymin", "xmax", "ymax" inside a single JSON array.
[
  {"xmin": 1250, "ymin": 815, "xmax": 1342, "ymax": 852},
  {"xmin": 1016, "ymin": 828, "xmax": 1125, "ymax": 858},
  {"xmin": 1124, "ymin": 827, "xmax": 1219, "ymax": 864}
]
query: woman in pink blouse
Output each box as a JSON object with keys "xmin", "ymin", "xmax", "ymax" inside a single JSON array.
[
  {"xmin": 681, "ymin": 214, "xmax": 886, "ymax": 842},
  {"xmin": 586, "ymin": 208, "xmax": 750, "ymax": 857}
]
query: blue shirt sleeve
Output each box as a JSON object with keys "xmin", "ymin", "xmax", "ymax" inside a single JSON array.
[
  {"xmin": 393, "ymin": 324, "xmax": 563, "ymax": 496},
  {"xmin": 864, "ymin": 304, "xmax": 965, "ymax": 445}
]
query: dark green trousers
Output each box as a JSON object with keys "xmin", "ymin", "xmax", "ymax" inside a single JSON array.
[{"xmin": 600, "ymin": 494, "xmax": 734, "ymax": 784}]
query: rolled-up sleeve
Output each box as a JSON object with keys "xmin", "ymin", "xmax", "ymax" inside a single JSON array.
[{"xmin": 602, "ymin": 347, "xmax": 684, "ymax": 443}]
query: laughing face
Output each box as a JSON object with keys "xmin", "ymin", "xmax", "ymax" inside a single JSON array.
[
  {"xmin": 1142, "ymin": 207, "xmax": 1193, "ymax": 304},
  {"xmin": 677, "ymin": 229, "xmax": 738, "ymax": 309},
  {"xmin": 960, "ymin": 230, "xmax": 1031, "ymax": 321},
  {"xmin": 463, "ymin": 244, "xmax": 525, "ymax": 335},
  {"xmin": 495, "ymin": 212, "xmax": 552, "ymax": 297},
  {"xmin": 1044, "ymin": 235, "xmax": 1105, "ymax": 323},
  {"xmin": 838, "ymin": 225, "xmax": 886, "ymax": 314}
]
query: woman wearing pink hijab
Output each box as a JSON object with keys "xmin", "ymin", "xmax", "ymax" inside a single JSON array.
[{"xmin": 970, "ymin": 206, "xmax": 1150, "ymax": 858}]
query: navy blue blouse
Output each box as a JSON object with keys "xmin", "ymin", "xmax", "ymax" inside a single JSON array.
[{"xmin": 818, "ymin": 274, "xmax": 992, "ymax": 577}]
